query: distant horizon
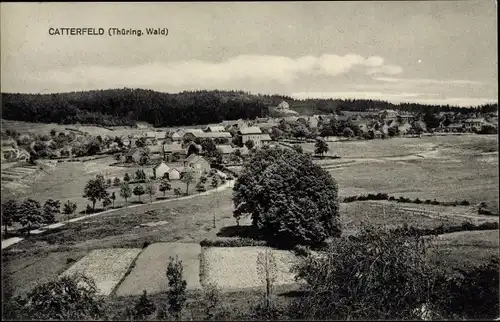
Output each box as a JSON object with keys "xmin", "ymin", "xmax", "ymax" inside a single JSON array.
[
  {"xmin": 1, "ymin": 2, "xmax": 497, "ymax": 109},
  {"xmin": 1, "ymin": 87, "xmax": 497, "ymax": 109}
]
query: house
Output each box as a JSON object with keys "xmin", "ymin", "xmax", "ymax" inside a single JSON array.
[
  {"xmin": 183, "ymin": 154, "xmax": 211, "ymax": 176},
  {"xmin": 308, "ymin": 117, "xmax": 319, "ymax": 129},
  {"xmin": 153, "ymin": 161, "xmax": 171, "ymax": 179},
  {"xmin": 205, "ymin": 125, "xmax": 226, "ymax": 132},
  {"xmin": 135, "ymin": 122, "xmax": 151, "ymax": 129},
  {"xmin": 238, "ymin": 127, "xmax": 264, "ymax": 146},
  {"xmin": 216, "ymin": 145, "xmax": 235, "ymax": 162},
  {"xmin": 447, "ymin": 123, "xmax": 465, "ymax": 132},
  {"xmin": 380, "ymin": 109, "xmax": 398, "ymax": 120},
  {"xmin": 168, "ymin": 167, "xmax": 183, "ymax": 180},
  {"xmin": 276, "ymin": 101, "xmax": 290, "ymax": 110},
  {"xmin": 200, "ymin": 132, "xmax": 233, "ymax": 139},
  {"xmin": 148, "ymin": 145, "xmax": 164, "ymax": 159},
  {"xmin": 398, "ymin": 113, "xmax": 415, "ymax": 123},
  {"xmin": 171, "ymin": 132, "xmax": 183, "ymax": 143},
  {"xmin": 260, "ymin": 134, "xmax": 272, "ymax": 145},
  {"xmin": 1, "ymin": 146, "xmax": 18, "ymax": 162},
  {"xmin": 163, "ymin": 143, "xmax": 185, "ymax": 154},
  {"xmin": 216, "ymin": 145, "xmax": 235, "ymax": 155},
  {"xmin": 124, "ymin": 148, "xmax": 144, "ymax": 163},
  {"xmin": 464, "ymin": 118, "xmax": 487, "ymax": 131},
  {"xmin": 374, "ymin": 130, "xmax": 384, "ymax": 139}
]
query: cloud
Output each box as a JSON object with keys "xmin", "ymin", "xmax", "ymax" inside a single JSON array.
[
  {"xmin": 366, "ymin": 65, "xmax": 404, "ymax": 75},
  {"xmin": 372, "ymin": 76, "xmax": 484, "ymax": 85},
  {"xmin": 29, "ymin": 54, "xmax": 402, "ymax": 89},
  {"xmin": 290, "ymin": 91, "xmax": 497, "ymax": 107}
]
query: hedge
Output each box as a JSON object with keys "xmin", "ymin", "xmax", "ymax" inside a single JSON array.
[{"xmin": 343, "ymin": 193, "xmax": 471, "ymax": 207}]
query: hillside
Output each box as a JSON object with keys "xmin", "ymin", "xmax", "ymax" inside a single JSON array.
[{"xmin": 1, "ymin": 89, "xmax": 496, "ymax": 128}]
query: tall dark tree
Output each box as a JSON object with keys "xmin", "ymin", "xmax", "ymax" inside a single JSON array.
[
  {"xmin": 1, "ymin": 200, "xmax": 19, "ymax": 235},
  {"xmin": 233, "ymin": 148, "xmax": 341, "ymax": 246},
  {"xmin": 83, "ymin": 175, "xmax": 109, "ymax": 210}
]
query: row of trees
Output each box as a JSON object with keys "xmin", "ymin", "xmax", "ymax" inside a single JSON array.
[
  {"xmin": 2, "ymin": 198, "xmax": 77, "ymax": 235},
  {"xmin": 3, "ymin": 89, "xmax": 493, "ymax": 128}
]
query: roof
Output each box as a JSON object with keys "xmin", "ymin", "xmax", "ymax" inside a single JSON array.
[
  {"xmin": 185, "ymin": 153, "xmax": 208, "ymax": 164},
  {"xmin": 261, "ymin": 134, "xmax": 272, "ymax": 141},
  {"xmin": 148, "ymin": 145, "xmax": 163, "ymax": 153},
  {"xmin": 216, "ymin": 145, "xmax": 234, "ymax": 154},
  {"xmin": 172, "ymin": 132, "xmax": 182, "ymax": 138},
  {"xmin": 205, "ymin": 125, "xmax": 225, "ymax": 132},
  {"xmin": 448, "ymin": 123, "xmax": 464, "ymax": 128},
  {"xmin": 464, "ymin": 118, "xmax": 486, "ymax": 123},
  {"xmin": 163, "ymin": 143, "xmax": 184, "ymax": 152},
  {"xmin": 239, "ymin": 127, "xmax": 262, "ymax": 135},
  {"xmin": 201, "ymin": 132, "xmax": 232, "ymax": 138},
  {"xmin": 154, "ymin": 161, "xmax": 170, "ymax": 170},
  {"xmin": 169, "ymin": 167, "xmax": 184, "ymax": 173},
  {"xmin": 185, "ymin": 129, "xmax": 204, "ymax": 134}
]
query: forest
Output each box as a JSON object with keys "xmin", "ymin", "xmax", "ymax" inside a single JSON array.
[{"xmin": 1, "ymin": 88, "xmax": 496, "ymax": 127}]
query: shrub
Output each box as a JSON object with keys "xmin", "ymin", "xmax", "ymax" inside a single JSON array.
[
  {"xmin": 414, "ymin": 198, "xmax": 422, "ymax": 204},
  {"xmin": 166, "ymin": 255, "xmax": 187, "ymax": 320},
  {"xmin": 202, "ymin": 283, "xmax": 221, "ymax": 320},
  {"xmin": 460, "ymin": 200, "xmax": 470, "ymax": 206},
  {"xmin": 290, "ymin": 225, "xmax": 445, "ymax": 320},
  {"xmin": 293, "ymin": 244, "xmax": 312, "ymax": 257},
  {"xmin": 199, "ymin": 238, "xmax": 268, "ymax": 247},
  {"xmin": 4, "ymin": 274, "xmax": 104, "ymax": 320},
  {"xmin": 132, "ymin": 290, "xmax": 156, "ymax": 320}
]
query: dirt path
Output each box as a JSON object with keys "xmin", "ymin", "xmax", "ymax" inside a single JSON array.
[{"xmin": 1, "ymin": 180, "xmax": 235, "ymax": 250}]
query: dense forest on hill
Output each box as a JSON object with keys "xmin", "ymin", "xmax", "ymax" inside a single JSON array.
[{"xmin": 1, "ymin": 89, "xmax": 496, "ymax": 127}]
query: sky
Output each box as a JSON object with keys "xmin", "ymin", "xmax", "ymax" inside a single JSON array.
[{"xmin": 1, "ymin": 1, "xmax": 498, "ymax": 107}]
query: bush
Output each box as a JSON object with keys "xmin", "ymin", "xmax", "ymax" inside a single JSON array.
[
  {"xmin": 414, "ymin": 198, "xmax": 422, "ymax": 204},
  {"xmin": 3, "ymin": 274, "xmax": 104, "ymax": 320},
  {"xmin": 200, "ymin": 238, "xmax": 268, "ymax": 247},
  {"xmin": 460, "ymin": 200, "xmax": 470, "ymax": 206},
  {"xmin": 293, "ymin": 244, "xmax": 312, "ymax": 257},
  {"xmin": 291, "ymin": 225, "xmax": 445, "ymax": 320},
  {"xmin": 132, "ymin": 290, "xmax": 156, "ymax": 320}
]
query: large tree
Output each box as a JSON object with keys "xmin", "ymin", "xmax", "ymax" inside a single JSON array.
[
  {"xmin": 42, "ymin": 199, "xmax": 60, "ymax": 224},
  {"xmin": 83, "ymin": 175, "xmax": 109, "ymax": 210},
  {"xmin": 1, "ymin": 200, "xmax": 19, "ymax": 235},
  {"xmin": 314, "ymin": 138, "xmax": 329, "ymax": 156},
  {"xmin": 181, "ymin": 167, "xmax": 195, "ymax": 195},
  {"xmin": 233, "ymin": 148, "xmax": 341, "ymax": 246},
  {"xmin": 18, "ymin": 199, "xmax": 44, "ymax": 234}
]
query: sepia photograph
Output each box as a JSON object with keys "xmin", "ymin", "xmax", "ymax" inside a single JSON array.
[{"xmin": 0, "ymin": 1, "xmax": 498, "ymax": 320}]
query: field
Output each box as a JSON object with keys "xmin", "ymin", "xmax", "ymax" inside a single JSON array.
[
  {"xmin": 1, "ymin": 131, "xmax": 498, "ymax": 318},
  {"xmin": 201, "ymin": 247, "xmax": 298, "ymax": 291},
  {"xmin": 59, "ymin": 248, "xmax": 142, "ymax": 295},
  {"xmin": 115, "ymin": 242, "xmax": 202, "ymax": 296},
  {"xmin": 305, "ymin": 135, "xmax": 499, "ymax": 212},
  {"xmin": 1, "ymin": 156, "xmax": 215, "ymax": 224},
  {"xmin": 2, "ymin": 249, "xmax": 89, "ymax": 298}
]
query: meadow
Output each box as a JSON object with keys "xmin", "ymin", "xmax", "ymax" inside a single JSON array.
[{"xmin": 1, "ymin": 129, "xmax": 498, "ymax": 319}]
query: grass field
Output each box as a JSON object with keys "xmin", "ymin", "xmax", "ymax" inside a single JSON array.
[
  {"xmin": 306, "ymin": 135, "xmax": 499, "ymax": 212},
  {"xmin": 1, "ymin": 156, "xmax": 215, "ymax": 222},
  {"xmin": 115, "ymin": 242, "xmax": 202, "ymax": 296},
  {"xmin": 60, "ymin": 248, "xmax": 142, "ymax": 295},
  {"xmin": 1, "ymin": 132, "xmax": 498, "ymax": 310},
  {"xmin": 428, "ymin": 230, "xmax": 499, "ymax": 273},
  {"xmin": 1, "ymin": 249, "xmax": 89, "ymax": 299},
  {"xmin": 201, "ymin": 247, "xmax": 298, "ymax": 291}
]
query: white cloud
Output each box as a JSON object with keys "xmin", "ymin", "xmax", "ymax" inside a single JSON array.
[
  {"xmin": 29, "ymin": 54, "xmax": 402, "ymax": 88},
  {"xmin": 366, "ymin": 64, "xmax": 404, "ymax": 75},
  {"xmin": 372, "ymin": 76, "xmax": 484, "ymax": 85}
]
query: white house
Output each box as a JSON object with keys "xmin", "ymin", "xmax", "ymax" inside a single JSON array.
[
  {"xmin": 239, "ymin": 127, "xmax": 264, "ymax": 146},
  {"xmin": 168, "ymin": 167, "xmax": 182, "ymax": 180},
  {"xmin": 277, "ymin": 101, "xmax": 290, "ymax": 110},
  {"xmin": 153, "ymin": 161, "xmax": 171, "ymax": 179},
  {"xmin": 205, "ymin": 125, "xmax": 226, "ymax": 132}
]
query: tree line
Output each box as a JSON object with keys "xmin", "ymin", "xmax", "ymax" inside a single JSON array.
[{"xmin": 2, "ymin": 88, "xmax": 496, "ymax": 127}]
